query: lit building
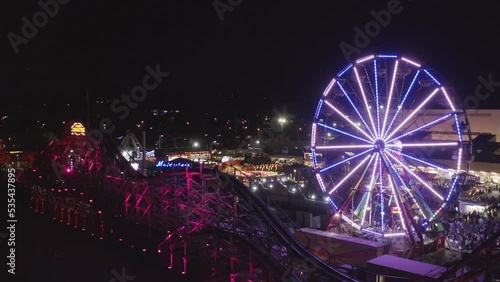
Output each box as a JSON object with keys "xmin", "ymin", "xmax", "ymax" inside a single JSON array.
[{"xmin": 156, "ymin": 148, "xmax": 211, "ymax": 162}]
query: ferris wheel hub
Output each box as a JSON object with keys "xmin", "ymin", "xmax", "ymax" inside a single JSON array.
[{"xmin": 374, "ymin": 139, "xmax": 385, "ymax": 152}]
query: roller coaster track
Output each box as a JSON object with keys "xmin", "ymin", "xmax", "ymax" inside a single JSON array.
[{"xmin": 20, "ymin": 132, "xmax": 357, "ymax": 281}]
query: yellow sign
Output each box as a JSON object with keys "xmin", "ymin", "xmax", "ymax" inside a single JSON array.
[
  {"xmin": 253, "ymin": 164, "xmax": 280, "ymax": 171},
  {"xmin": 71, "ymin": 122, "xmax": 86, "ymax": 136}
]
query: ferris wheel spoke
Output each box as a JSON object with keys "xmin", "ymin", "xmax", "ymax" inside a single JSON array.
[
  {"xmin": 323, "ymin": 100, "xmax": 375, "ymax": 142},
  {"xmin": 320, "ymin": 148, "xmax": 373, "ymax": 173},
  {"xmin": 360, "ymin": 154, "xmax": 379, "ymax": 227},
  {"xmin": 340, "ymin": 153, "xmax": 374, "ymax": 218},
  {"xmin": 378, "ymin": 153, "xmax": 384, "ymax": 232},
  {"xmin": 382, "ymin": 152, "xmax": 430, "ymax": 220},
  {"xmin": 385, "ymin": 113, "xmax": 453, "ymax": 144},
  {"xmin": 354, "ymin": 67, "xmax": 378, "ymax": 138},
  {"xmin": 385, "ymin": 142, "xmax": 458, "ymax": 148},
  {"xmin": 384, "ymin": 151, "xmax": 444, "ymax": 201},
  {"xmin": 335, "ymin": 83, "xmax": 377, "ymax": 139},
  {"xmin": 383, "ymin": 87, "xmax": 441, "ymax": 142},
  {"xmin": 386, "ymin": 148, "xmax": 454, "ymax": 173},
  {"xmin": 328, "ymin": 154, "xmax": 373, "ymax": 194},
  {"xmin": 317, "ymin": 123, "xmax": 372, "ymax": 144},
  {"xmin": 317, "ymin": 144, "xmax": 374, "ymax": 150},
  {"xmin": 384, "ymin": 70, "xmax": 421, "ymax": 139},
  {"xmin": 387, "ymin": 175, "xmax": 407, "ymax": 231},
  {"xmin": 374, "ymin": 60, "xmax": 381, "ymax": 138},
  {"xmin": 381, "ymin": 60, "xmax": 399, "ymax": 138}
]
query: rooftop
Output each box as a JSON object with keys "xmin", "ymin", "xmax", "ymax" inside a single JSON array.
[{"xmin": 367, "ymin": 254, "xmax": 447, "ymax": 279}]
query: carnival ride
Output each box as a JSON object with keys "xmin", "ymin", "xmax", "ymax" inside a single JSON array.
[
  {"xmin": 19, "ymin": 129, "xmax": 357, "ymax": 281},
  {"xmin": 311, "ymin": 54, "xmax": 472, "ymax": 244},
  {"xmin": 18, "ymin": 52, "xmax": 499, "ymax": 281}
]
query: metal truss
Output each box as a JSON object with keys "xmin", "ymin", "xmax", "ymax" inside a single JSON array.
[{"xmin": 21, "ymin": 133, "xmax": 356, "ymax": 282}]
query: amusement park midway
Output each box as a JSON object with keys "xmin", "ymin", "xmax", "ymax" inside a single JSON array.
[
  {"xmin": 3, "ymin": 52, "xmax": 500, "ymax": 281},
  {"xmin": 3, "ymin": 1, "xmax": 500, "ymax": 281}
]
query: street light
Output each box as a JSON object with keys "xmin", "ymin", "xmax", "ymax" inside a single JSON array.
[
  {"xmin": 158, "ymin": 134, "xmax": 163, "ymax": 149},
  {"xmin": 278, "ymin": 118, "xmax": 287, "ymax": 135}
]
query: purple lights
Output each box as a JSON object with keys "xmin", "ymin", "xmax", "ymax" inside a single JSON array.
[{"xmin": 312, "ymin": 53, "xmax": 468, "ymax": 238}]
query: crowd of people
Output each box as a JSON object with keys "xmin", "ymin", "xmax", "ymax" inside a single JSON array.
[{"xmin": 442, "ymin": 207, "xmax": 500, "ymax": 252}]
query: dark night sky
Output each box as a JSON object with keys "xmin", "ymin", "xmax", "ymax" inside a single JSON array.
[{"xmin": 1, "ymin": 1, "xmax": 500, "ymax": 132}]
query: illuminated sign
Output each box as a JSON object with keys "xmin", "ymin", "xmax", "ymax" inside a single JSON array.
[
  {"xmin": 156, "ymin": 160, "xmax": 192, "ymax": 168},
  {"xmin": 252, "ymin": 164, "xmax": 280, "ymax": 171},
  {"xmin": 166, "ymin": 151, "xmax": 211, "ymax": 162},
  {"xmin": 70, "ymin": 122, "xmax": 86, "ymax": 136}
]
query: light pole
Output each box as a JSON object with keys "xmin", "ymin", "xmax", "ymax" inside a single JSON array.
[{"xmin": 278, "ymin": 118, "xmax": 286, "ymax": 136}]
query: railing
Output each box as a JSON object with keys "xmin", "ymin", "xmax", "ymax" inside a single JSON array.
[{"xmin": 217, "ymin": 165, "xmax": 358, "ymax": 281}]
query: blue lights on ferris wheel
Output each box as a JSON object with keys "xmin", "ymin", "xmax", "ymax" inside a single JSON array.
[{"xmin": 311, "ymin": 53, "xmax": 467, "ymax": 237}]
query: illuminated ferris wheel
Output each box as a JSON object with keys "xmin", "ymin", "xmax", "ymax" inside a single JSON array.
[{"xmin": 311, "ymin": 53, "xmax": 470, "ymax": 240}]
